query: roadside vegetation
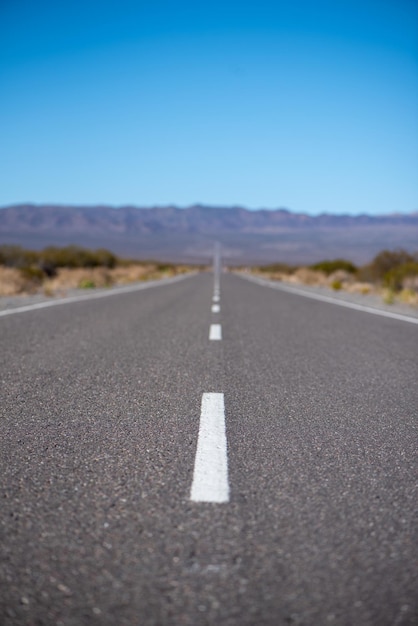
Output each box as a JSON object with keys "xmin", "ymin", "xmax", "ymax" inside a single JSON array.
[
  {"xmin": 245, "ymin": 250, "xmax": 418, "ymax": 308},
  {"xmin": 2, "ymin": 244, "xmax": 417, "ymax": 308},
  {"xmin": 0, "ymin": 245, "xmax": 198, "ymax": 297}
]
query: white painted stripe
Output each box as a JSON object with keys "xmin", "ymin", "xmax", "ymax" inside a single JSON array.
[
  {"xmin": 0, "ymin": 273, "xmax": 194, "ymax": 318},
  {"xmin": 213, "ymin": 295, "xmax": 220, "ymax": 302},
  {"xmin": 211, "ymin": 304, "xmax": 220, "ymax": 313},
  {"xmin": 240, "ymin": 274, "xmax": 418, "ymax": 326},
  {"xmin": 213, "ymin": 242, "xmax": 221, "ymax": 300},
  {"xmin": 209, "ymin": 323, "xmax": 222, "ymax": 340},
  {"xmin": 190, "ymin": 393, "xmax": 229, "ymax": 503}
]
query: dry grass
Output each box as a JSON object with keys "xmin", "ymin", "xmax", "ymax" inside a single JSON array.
[
  {"xmin": 0, "ymin": 267, "xmax": 27, "ymax": 295},
  {"xmin": 246, "ymin": 265, "xmax": 418, "ymax": 309},
  {"xmin": 252, "ymin": 267, "xmax": 328, "ymax": 286},
  {"xmin": 288, "ymin": 267, "xmax": 328, "ymax": 286},
  {"xmin": 326, "ymin": 270, "xmax": 353, "ymax": 287},
  {"xmin": 403, "ymin": 276, "xmax": 418, "ymax": 292},
  {"xmin": 111, "ymin": 264, "xmax": 158, "ymax": 284},
  {"xmin": 264, "ymin": 267, "xmax": 327, "ymax": 287},
  {"xmin": 0, "ymin": 264, "xmax": 194, "ymax": 297},
  {"xmin": 398, "ymin": 288, "xmax": 418, "ymax": 306},
  {"xmin": 44, "ymin": 267, "xmax": 113, "ymax": 291},
  {"xmin": 345, "ymin": 281, "xmax": 373, "ymax": 295},
  {"xmin": 254, "ymin": 270, "xmax": 288, "ymax": 282}
]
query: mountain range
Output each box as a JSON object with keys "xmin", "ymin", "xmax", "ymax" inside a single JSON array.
[{"xmin": 1, "ymin": 204, "xmax": 417, "ymax": 265}]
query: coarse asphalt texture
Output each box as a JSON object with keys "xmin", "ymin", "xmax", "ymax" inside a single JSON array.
[{"xmin": 1, "ymin": 270, "xmax": 417, "ymax": 625}]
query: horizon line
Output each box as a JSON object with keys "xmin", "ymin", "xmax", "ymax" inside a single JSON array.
[{"xmin": 1, "ymin": 202, "xmax": 417, "ymax": 218}]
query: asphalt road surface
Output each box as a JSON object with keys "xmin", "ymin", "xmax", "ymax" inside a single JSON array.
[{"xmin": 1, "ymin": 268, "xmax": 417, "ymax": 626}]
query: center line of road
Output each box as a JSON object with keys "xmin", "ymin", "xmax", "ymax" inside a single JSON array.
[
  {"xmin": 209, "ymin": 323, "xmax": 222, "ymax": 340},
  {"xmin": 190, "ymin": 393, "xmax": 229, "ymax": 503},
  {"xmin": 211, "ymin": 304, "xmax": 220, "ymax": 313},
  {"xmin": 212, "ymin": 294, "xmax": 220, "ymax": 302}
]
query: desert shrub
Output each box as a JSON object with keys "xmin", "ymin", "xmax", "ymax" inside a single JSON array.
[
  {"xmin": 92, "ymin": 248, "xmax": 117, "ymax": 268},
  {"xmin": 19, "ymin": 265, "xmax": 45, "ymax": 292},
  {"xmin": 258, "ymin": 263, "xmax": 295, "ymax": 274},
  {"xmin": 382, "ymin": 288, "xmax": 395, "ymax": 304},
  {"xmin": 0, "ymin": 245, "xmax": 38, "ymax": 268},
  {"xmin": 39, "ymin": 245, "xmax": 118, "ymax": 270},
  {"xmin": 38, "ymin": 261, "xmax": 57, "ymax": 277},
  {"xmin": 20, "ymin": 266, "xmax": 44, "ymax": 281},
  {"xmin": 359, "ymin": 249, "xmax": 417, "ymax": 283},
  {"xmin": 331, "ymin": 280, "xmax": 342, "ymax": 290},
  {"xmin": 40, "ymin": 246, "xmax": 88, "ymax": 269},
  {"xmin": 156, "ymin": 263, "xmax": 173, "ymax": 273},
  {"xmin": 78, "ymin": 278, "xmax": 95, "ymax": 289},
  {"xmin": 383, "ymin": 261, "xmax": 418, "ymax": 291},
  {"xmin": 310, "ymin": 259, "xmax": 357, "ymax": 275}
]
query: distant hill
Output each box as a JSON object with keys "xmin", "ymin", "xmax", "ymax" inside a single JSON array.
[{"xmin": 1, "ymin": 204, "xmax": 417, "ymax": 265}]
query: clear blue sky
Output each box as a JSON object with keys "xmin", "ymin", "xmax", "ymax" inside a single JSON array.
[{"xmin": 1, "ymin": 0, "xmax": 417, "ymax": 215}]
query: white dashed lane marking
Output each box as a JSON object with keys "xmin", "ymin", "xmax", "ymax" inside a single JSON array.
[
  {"xmin": 211, "ymin": 304, "xmax": 220, "ymax": 313},
  {"xmin": 190, "ymin": 393, "xmax": 229, "ymax": 503},
  {"xmin": 209, "ymin": 324, "xmax": 222, "ymax": 340}
]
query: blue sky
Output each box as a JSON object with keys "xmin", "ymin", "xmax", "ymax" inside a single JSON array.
[{"xmin": 1, "ymin": 0, "xmax": 417, "ymax": 215}]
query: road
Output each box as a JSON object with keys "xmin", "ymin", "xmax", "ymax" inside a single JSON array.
[{"xmin": 1, "ymin": 267, "xmax": 417, "ymax": 625}]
